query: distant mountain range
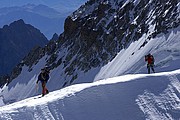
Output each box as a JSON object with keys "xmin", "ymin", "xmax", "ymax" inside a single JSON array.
[
  {"xmin": 0, "ymin": 4, "xmax": 66, "ymax": 39},
  {"xmin": 0, "ymin": 19, "xmax": 48, "ymax": 75},
  {"xmin": 0, "ymin": 0, "xmax": 88, "ymax": 13},
  {"xmin": 0, "ymin": 0, "xmax": 88, "ymax": 39}
]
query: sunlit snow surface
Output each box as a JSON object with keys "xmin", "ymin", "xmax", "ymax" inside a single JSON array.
[
  {"xmin": 0, "ymin": 70, "xmax": 179, "ymax": 120},
  {"xmin": 94, "ymin": 26, "xmax": 180, "ymax": 81}
]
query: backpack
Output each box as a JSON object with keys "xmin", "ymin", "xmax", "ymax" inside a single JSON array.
[
  {"xmin": 38, "ymin": 72, "xmax": 49, "ymax": 82},
  {"xmin": 145, "ymin": 54, "xmax": 154, "ymax": 64}
]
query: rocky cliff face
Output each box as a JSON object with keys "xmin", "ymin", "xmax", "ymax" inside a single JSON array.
[
  {"xmin": 58, "ymin": 0, "xmax": 180, "ymax": 80},
  {"xmin": 0, "ymin": 19, "xmax": 48, "ymax": 76},
  {"xmin": 5, "ymin": 0, "xmax": 180, "ymax": 87}
]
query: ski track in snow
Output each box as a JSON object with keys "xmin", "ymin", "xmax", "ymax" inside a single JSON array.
[
  {"xmin": 136, "ymin": 74, "xmax": 180, "ymax": 120},
  {"xmin": 49, "ymin": 102, "xmax": 64, "ymax": 120},
  {"xmin": 39, "ymin": 104, "xmax": 55, "ymax": 120}
]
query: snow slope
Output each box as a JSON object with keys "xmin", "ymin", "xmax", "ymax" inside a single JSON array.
[
  {"xmin": 0, "ymin": 25, "xmax": 180, "ymax": 108},
  {"xmin": 94, "ymin": 26, "xmax": 180, "ymax": 81},
  {"xmin": 0, "ymin": 69, "xmax": 179, "ymax": 120}
]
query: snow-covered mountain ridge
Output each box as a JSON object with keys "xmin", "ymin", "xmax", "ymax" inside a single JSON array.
[{"xmin": 0, "ymin": 69, "xmax": 179, "ymax": 120}]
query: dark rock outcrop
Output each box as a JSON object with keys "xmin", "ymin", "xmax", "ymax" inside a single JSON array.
[{"xmin": 0, "ymin": 19, "xmax": 48, "ymax": 75}]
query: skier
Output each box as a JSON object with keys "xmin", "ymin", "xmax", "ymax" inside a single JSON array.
[
  {"xmin": 36, "ymin": 68, "xmax": 50, "ymax": 96},
  {"xmin": 145, "ymin": 53, "xmax": 155, "ymax": 74}
]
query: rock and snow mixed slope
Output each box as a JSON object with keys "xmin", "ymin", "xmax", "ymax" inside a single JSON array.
[
  {"xmin": 0, "ymin": 26, "xmax": 180, "ymax": 108},
  {"xmin": 0, "ymin": 70, "xmax": 179, "ymax": 120}
]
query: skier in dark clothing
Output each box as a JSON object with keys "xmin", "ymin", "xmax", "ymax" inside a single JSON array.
[
  {"xmin": 145, "ymin": 53, "xmax": 155, "ymax": 74},
  {"xmin": 36, "ymin": 68, "xmax": 50, "ymax": 96}
]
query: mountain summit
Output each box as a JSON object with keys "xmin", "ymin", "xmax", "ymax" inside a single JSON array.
[{"xmin": 0, "ymin": 19, "xmax": 48, "ymax": 76}]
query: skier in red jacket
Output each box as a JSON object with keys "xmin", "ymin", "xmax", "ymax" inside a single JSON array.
[{"xmin": 145, "ymin": 53, "xmax": 155, "ymax": 74}]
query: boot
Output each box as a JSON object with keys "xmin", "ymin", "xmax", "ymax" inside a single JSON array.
[{"xmin": 46, "ymin": 89, "xmax": 49, "ymax": 94}]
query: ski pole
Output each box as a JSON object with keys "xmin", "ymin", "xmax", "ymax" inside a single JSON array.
[{"xmin": 36, "ymin": 83, "xmax": 39, "ymax": 93}]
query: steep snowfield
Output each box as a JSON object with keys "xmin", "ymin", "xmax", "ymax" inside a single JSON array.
[
  {"xmin": 0, "ymin": 70, "xmax": 179, "ymax": 120},
  {"xmin": 95, "ymin": 26, "xmax": 180, "ymax": 81},
  {"xmin": 0, "ymin": 53, "xmax": 100, "ymax": 106}
]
